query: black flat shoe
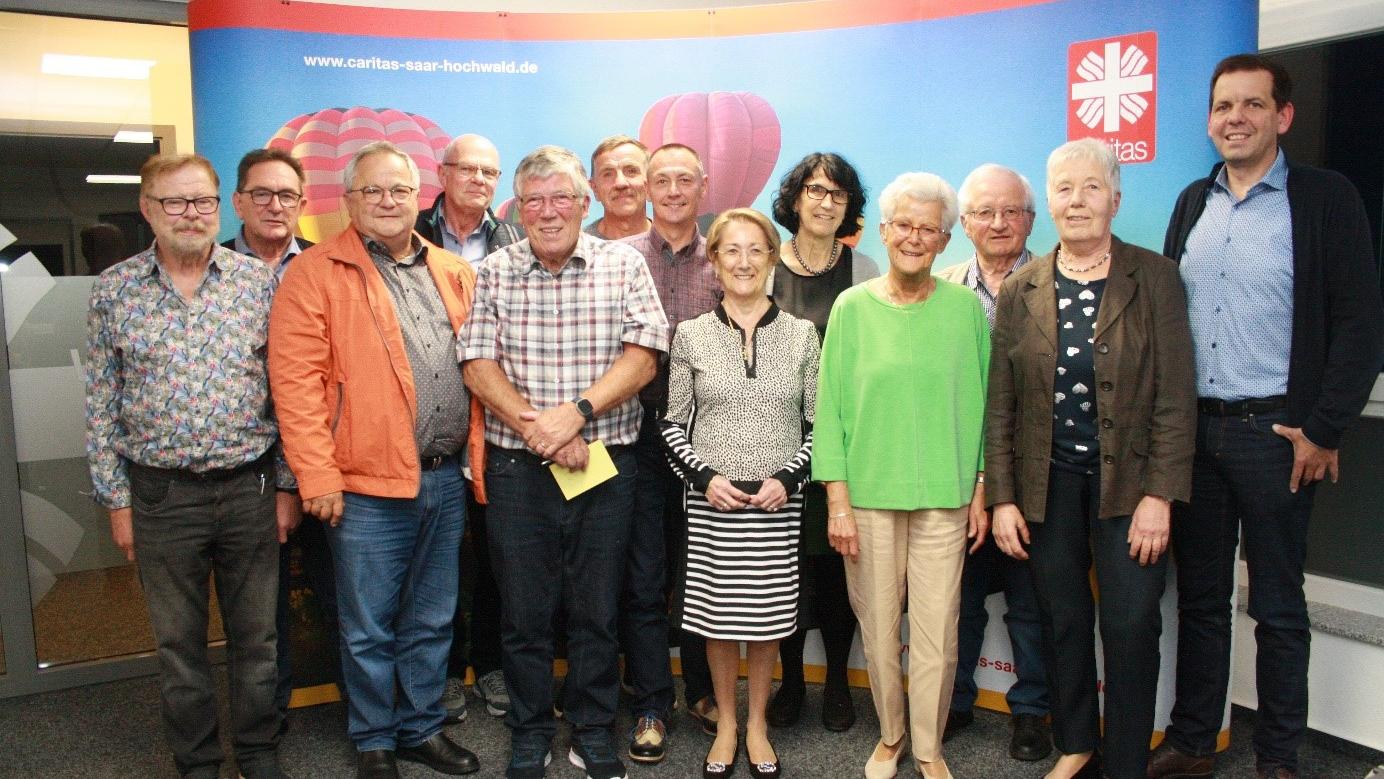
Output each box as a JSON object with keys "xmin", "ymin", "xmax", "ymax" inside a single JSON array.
[
  {"xmin": 397, "ymin": 732, "xmax": 480, "ymax": 775},
  {"xmin": 747, "ymin": 745, "xmax": 781, "ymax": 779},
  {"xmin": 765, "ymin": 684, "xmax": 803, "ymax": 728},
  {"xmin": 821, "ymin": 682, "xmax": 856, "ymax": 732},
  {"xmin": 357, "ymin": 750, "xmax": 399, "ymax": 779},
  {"xmin": 1009, "ymin": 713, "xmax": 1052, "ymax": 761},
  {"xmin": 704, "ymin": 743, "xmax": 738, "ymax": 779}
]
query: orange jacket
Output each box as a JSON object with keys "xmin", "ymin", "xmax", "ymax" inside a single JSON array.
[{"xmin": 269, "ymin": 227, "xmax": 486, "ymax": 502}]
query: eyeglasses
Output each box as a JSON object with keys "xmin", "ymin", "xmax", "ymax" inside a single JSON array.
[
  {"xmin": 240, "ymin": 188, "xmax": 303, "ymax": 208},
  {"xmin": 965, "ymin": 206, "xmax": 1031, "ymax": 224},
  {"xmin": 347, "ymin": 185, "xmax": 417, "ymax": 204},
  {"xmin": 148, "ymin": 195, "xmax": 220, "ymax": 216},
  {"xmin": 803, "ymin": 183, "xmax": 849, "ymax": 205},
  {"xmin": 716, "ymin": 245, "xmax": 771, "ymax": 261},
  {"xmin": 518, "ymin": 192, "xmax": 580, "ymax": 212},
  {"xmin": 886, "ymin": 220, "xmax": 945, "ymax": 241},
  {"xmin": 441, "ymin": 162, "xmax": 501, "ymax": 181}
]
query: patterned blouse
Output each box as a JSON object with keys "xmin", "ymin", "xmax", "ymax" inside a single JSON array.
[
  {"xmin": 85, "ymin": 244, "xmax": 289, "ymax": 509},
  {"xmin": 660, "ymin": 302, "xmax": 818, "ymax": 493}
]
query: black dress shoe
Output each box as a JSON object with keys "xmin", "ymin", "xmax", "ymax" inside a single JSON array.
[
  {"xmin": 941, "ymin": 708, "xmax": 974, "ymax": 742},
  {"xmin": 1009, "ymin": 713, "xmax": 1052, "ymax": 761},
  {"xmin": 704, "ymin": 744, "xmax": 738, "ymax": 778},
  {"xmin": 765, "ymin": 684, "xmax": 803, "ymax": 728},
  {"xmin": 821, "ymin": 682, "xmax": 856, "ymax": 732},
  {"xmin": 1147, "ymin": 741, "xmax": 1215, "ymax": 778},
  {"xmin": 357, "ymin": 750, "xmax": 399, "ymax": 779},
  {"xmin": 747, "ymin": 744, "xmax": 781, "ymax": 779},
  {"xmin": 397, "ymin": 732, "xmax": 480, "ymax": 775}
]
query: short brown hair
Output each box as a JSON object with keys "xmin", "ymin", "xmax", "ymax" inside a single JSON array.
[
  {"xmin": 1210, "ymin": 53, "xmax": 1293, "ymax": 110},
  {"xmin": 235, "ymin": 147, "xmax": 306, "ymax": 191},
  {"xmin": 139, "ymin": 153, "xmax": 219, "ymax": 196},
  {"xmin": 706, "ymin": 207, "xmax": 781, "ymax": 259},
  {"xmin": 589, "ymin": 134, "xmax": 647, "ymax": 173}
]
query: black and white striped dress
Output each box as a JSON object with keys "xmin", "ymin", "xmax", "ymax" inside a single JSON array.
[{"xmin": 660, "ymin": 302, "xmax": 819, "ymax": 641}]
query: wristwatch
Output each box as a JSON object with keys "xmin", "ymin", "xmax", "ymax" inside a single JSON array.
[{"xmin": 572, "ymin": 396, "xmax": 595, "ymax": 421}]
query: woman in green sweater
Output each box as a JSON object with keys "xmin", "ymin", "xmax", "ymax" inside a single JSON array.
[{"xmin": 814, "ymin": 171, "xmax": 990, "ymax": 779}]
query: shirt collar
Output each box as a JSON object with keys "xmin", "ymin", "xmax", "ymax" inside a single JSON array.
[
  {"xmin": 142, "ymin": 241, "xmax": 230, "ymax": 277},
  {"xmin": 714, "ymin": 299, "xmax": 780, "ymax": 330},
  {"xmin": 1213, "ymin": 147, "xmax": 1288, "ymax": 195},
  {"xmin": 648, "ymin": 225, "xmax": 705, "ymax": 261},
  {"xmin": 363, "ymin": 233, "xmax": 425, "ymax": 266},
  {"xmin": 520, "ymin": 232, "xmax": 593, "ymax": 276},
  {"xmin": 441, "ymin": 204, "xmax": 494, "ymax": 244},
  {"xmin": 233, "ymin": 228, "xmax": 304, "ymax": 265},
  {"xmin": 963, "ymin": 248, "xmax": 1032, "ymax": 290}
]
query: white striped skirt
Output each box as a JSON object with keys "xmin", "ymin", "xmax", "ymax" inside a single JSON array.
[{"xmin": 680, "ymin": 488, "xmax": 803, "ymax": 642}]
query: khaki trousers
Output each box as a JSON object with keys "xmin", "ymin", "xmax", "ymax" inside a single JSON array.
[{"xmin": 844, "ymin": 505, "xmax": 967, "ymax": 762}]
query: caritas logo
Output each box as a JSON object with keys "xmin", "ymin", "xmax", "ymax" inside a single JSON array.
[{"xmin": 1067, "ymin": 32, "xmax": 1157, "ymax": 163}]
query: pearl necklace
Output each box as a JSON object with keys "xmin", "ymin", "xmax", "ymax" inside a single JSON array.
[
  {"xmin": 791, "ymin": 237, "xmax": 841, "ymax": 276},
  {"xmin": 1056, "ymin": 247, "xmax": 1110, "ymax": 274}
]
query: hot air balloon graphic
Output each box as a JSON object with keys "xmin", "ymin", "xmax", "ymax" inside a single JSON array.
[
  {"xmin": 266, "ymin": 107, "xmax": 450, "ymax": 242},
  {"xmin": 638, "ymin": 91, "xmax": 781, "ymax": 217}
]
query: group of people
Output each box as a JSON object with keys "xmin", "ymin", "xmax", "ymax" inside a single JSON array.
[{"xmin": 84, "ymin": 52, "xmax": 1381, "ymax": 779}]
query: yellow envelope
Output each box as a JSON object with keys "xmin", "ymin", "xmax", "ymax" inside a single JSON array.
[{"xmin": 548, "ymin": 440, "xmax": 619, "ymax": 500}]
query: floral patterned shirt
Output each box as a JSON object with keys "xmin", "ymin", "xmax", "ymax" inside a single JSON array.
[{"xmin": 85, "ymin": 243, "xmax": 290, "ymax": 509}]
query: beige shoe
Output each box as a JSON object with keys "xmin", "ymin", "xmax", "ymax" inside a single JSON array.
[
  {"xmin": 916, "ymin": 757, "xmax": 954, "ymax": 779},
  {"xmin": 863, "ymin": 738, "xmax": 906, "ymax": 779}
]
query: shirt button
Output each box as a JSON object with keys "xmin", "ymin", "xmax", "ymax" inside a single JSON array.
[
  {"xmin": 1100, "ymin": 381, "xmax": 1113, "ymax": 391},
  {"xmin": 1101, "ymin": 418, "xmax": 1114, "ymax": 429},
  {"xmin": 1103, "ymin": 454, "xmax": 1114, "ymax": 464},
  {"xmin": 1096, "ymin": 343, "xmax": 1109, "ymax": 354}
]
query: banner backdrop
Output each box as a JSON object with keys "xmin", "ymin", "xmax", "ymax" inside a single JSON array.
[{"xmin": 189, "ymin": 0, "xmax": 1253, "ymax": 737}]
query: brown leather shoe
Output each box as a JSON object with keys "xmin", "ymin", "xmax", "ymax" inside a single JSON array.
[
  {"xmin": 1256, "ymin": 767, "xmax": 1297, "ymax": 779},
  {"xmin": 1146, "ymin": 741, "xmax": 1214, "ymax": 778}
]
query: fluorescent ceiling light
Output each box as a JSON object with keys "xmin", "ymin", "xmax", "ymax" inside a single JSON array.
[
  {"xmin": 41, "ymin": 54, "xmax": 156, "ymax": 80},
  {"xmin": 86, "ymin": 174, "xmax": 142, "ymax": 184},
  {"xmin": 114, "ymin": 130, "xmax": 154, "ymax": 144}
]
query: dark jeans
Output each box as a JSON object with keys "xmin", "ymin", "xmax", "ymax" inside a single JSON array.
[
  {"xmin": 486, "ymin": 446, "xmax": 636, "ymax": 745},
  {"xmin": 951, "ymin": 537, "xmax": 1048, "ymax": 716},
  {"xmin": 1028, "ymin": 466, "xmax": 1166, "ymax": 779},
  {"xmin": 328, "ymin": 465, "xmax": 466, "ymax": 751},
  {"xmin": 275, "ymin": 513, "xmax": 341, "ymax": 717},
  {"xmin": 129, "ymin": 458, "xmax": 281, "ymax": 779},
  {"xmin": 621, "ymin": 416, "xmax": 677, "ymax": 718},
  {"xmin": 1166, "ymin": 409, "xmax": 1315, "ymax": 772},
  {"xmin": 449, "ymin": 492, "xmax": 503, "ymax": 680}
]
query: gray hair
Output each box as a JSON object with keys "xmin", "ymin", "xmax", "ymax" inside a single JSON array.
[
  {"xmin": 343, "ymin": 140, "xmax": 420, "ymax": 189},
  {"xmin": 878, "ymin": 172, "xmax": 958, "ymax": 231},
  {"xmin": 1046, "ymin": 138, "xmax": 1121, "ymax": 194},
  {"xmin": 513, "ymin": 145, "xmax": 591, "ymax": 199},
  {"xmin": 957, "ymin": 163, "xmax": 1036, "ymax": 213}
]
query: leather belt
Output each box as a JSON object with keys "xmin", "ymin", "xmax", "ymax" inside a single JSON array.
[
  {"xmin": 130, "ymin": 450, "xmax": 273, "ymax": 482},
  {"xmin": 1196, "ymin": 396, "xmax": 1287, "ymax": 416},
  {"xmin": 420, "ymin": 452, "xmax": 460, "ymax": 471}
]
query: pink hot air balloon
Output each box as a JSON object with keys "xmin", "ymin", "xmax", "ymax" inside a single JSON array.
[
  {"xmin": 266, "ymin": 107, "xmax": 450, "ymax": 242},
  {"xmin": 639, "ymin": 91, "xmax": 781, "ymax": 216}
]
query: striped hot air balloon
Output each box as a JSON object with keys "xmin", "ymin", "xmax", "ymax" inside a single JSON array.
[
  {"xmin": 639, "ymin": 91, "xmax": 782, "ymax": 216},
  {"xmin": 266, "ymin": 107, "xmax": 451, "ymax": 242}
]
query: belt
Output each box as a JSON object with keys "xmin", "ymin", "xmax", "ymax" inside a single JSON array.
[
  {"xmin": 1197, "ymin": 395, "xmax": 1287, "ymax": 416},
  {"xmin": 420, "ymin": 452, "xmax": 460, "ymax": 471},
  {"xmin": 129, "ymin": 450, "xmax": 273, "ymax": 483}
]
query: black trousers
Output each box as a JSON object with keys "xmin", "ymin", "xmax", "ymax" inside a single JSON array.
[{"xmin": 1027, "ymin": 466, "xmax": 1167, "ymax": 779}]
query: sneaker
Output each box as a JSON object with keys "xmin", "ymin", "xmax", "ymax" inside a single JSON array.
[
  {"xmin": 627, "ymin": 714, "xmax": 667, "ymax": 764},
  {"xmin": 442, "ymin": 676, "xmax": 468, "ymax": 723},
  {"xmin": 569, "ymin": 732, "xmax": 628, "ymax": 779},
  {"xmin": 506, "ymin": 743, "xmax": 552, "ymax": 779},
  {"xmin": 475, "ymin": 669, "xmax": 512, "ymax": 717}
]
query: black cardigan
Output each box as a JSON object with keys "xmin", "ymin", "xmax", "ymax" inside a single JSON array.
[{"xmin": 1163, "ymin": 157, "xmax": 1383, "ymax": 449}]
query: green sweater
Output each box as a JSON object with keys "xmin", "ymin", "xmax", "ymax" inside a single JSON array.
[{"xmin": 812, "ymin": 279, "xmax": 989, "ymax": 510}]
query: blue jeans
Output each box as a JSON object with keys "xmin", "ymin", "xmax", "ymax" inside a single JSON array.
[
  {"xmin": 327, "ymin": 464, "xmax": 465, "ymax": 751},
  {"xmin": 1166, "ymin": 409, "xmax": 1315, "ymax": 772},
  {"xmin": 951, "ymin": 537, "xmax": 1048, "ymax": 716},
  {"xmin": 486, "ymin": 446, "xmax": 635, "ymax": 745},
  {"xmin": 1029, "ymin": 466, "xmax": 1166, "ymax": 779},
  {"xmin": 620, "ymin": 416, "xmax": 677, "ymax": 718},
  {"xmin": 128, "ymin": 458, "xmax": 281, "ymax": 779}
]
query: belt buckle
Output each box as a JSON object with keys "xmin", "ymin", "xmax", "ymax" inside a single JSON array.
[{"xmin": 424, "ymin": 454, "xmax": 444, "ymax": 471}]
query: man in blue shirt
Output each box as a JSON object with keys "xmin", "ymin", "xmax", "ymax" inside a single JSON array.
[{"xmin": 1152, "ymin": 54, "xmax": 1383, "ymax": 779}]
